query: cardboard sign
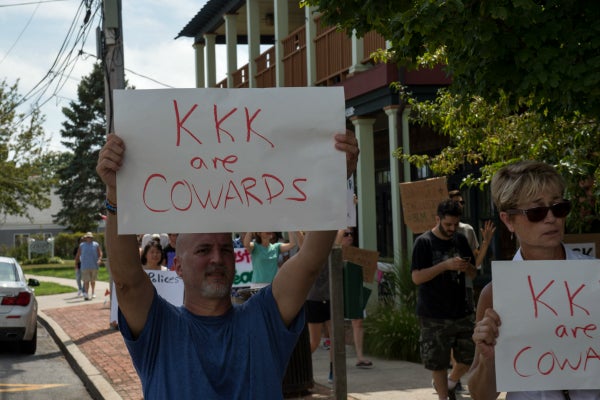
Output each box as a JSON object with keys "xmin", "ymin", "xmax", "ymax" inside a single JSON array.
[
  {"xmin": 399, "ymin": 177, "xmax": 448, "ymax": 234},
  {"xmin": 113, "ymin": 88, "xmax": 346, "ymax": 234},
  {"xmin": 492, "ymin": 260, "xmax": 600, "ymax": 391},
  {"xmin": 342, "ymin": 245, "xmax": 379, "ymax": 283}
]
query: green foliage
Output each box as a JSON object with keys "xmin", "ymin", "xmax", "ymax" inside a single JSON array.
[
  {"xmin": 33, "ymin": 281, "xmax": 76, "ymax": 296},
  {"xmin": 21, "ymin": 256, "xmax": 63, "ymax": 265},
  {"xmin": 364, "ymin": 262, "xmax": 421, "ymax": 361},
  {"xmin": 54, "ymin": 232, "xmax": 86, "ymax": 259},
  {"xmin": 7, "ymin": 242, "xmax": 28, "ymax": 261},
  {"xmin": 0, "ymin": 79, "xmax": 52, "ymax": 219},
  {"xmin": 303, "ymin": 0, "xmax": 600, "ymax": 117},
  {"xmin": 364, "ymin": 306, "xmax": 421, "ymax": 362},
  {"xmin": 304, "ymin": 0, "xmax": 600, "ymax": 233},
  {"xmin": 393, "ymin": 90, "xmax": 600, "ymax": 233},
  {"xmin": 4, "ymin": 232, "xmax": 106, "ymax": 262},
  {"xmin": 24, "ymin": 264, "xmax": 110, "ymax": 282},
  {"xmin": 54, "ymin": 62, "xmax": 107, "ymax": 232}
]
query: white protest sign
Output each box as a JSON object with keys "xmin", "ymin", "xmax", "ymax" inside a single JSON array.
[
  {"xmin": 492, "ymin": 260, "xmax": 600, "ymax": 391},
  {"xmin": 109, "ymin": 256, "xmax": 255, "ymax": 324},
  {"xmin": 110, "ymin": 269, "xmax": 184, "ymax": 325},
  {"xmin": 233, "ymin": 248, "xmax": 253, "ymax": 287},
  {"xmin": 564, "ymin": 242, "xmax": 596, "ymax": 258},
  {"xmin": 113, "ymin": 88, "xmax": 347, "ymax": 234},
  {"xmin": 564, "ymin": 234, "xmax": 600, "ymax": 259}
]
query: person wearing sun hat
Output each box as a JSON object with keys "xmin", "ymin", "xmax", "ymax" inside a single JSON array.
[{"xmin": 75, "ymin": 231, "xmax": 102, "ymax": 300}]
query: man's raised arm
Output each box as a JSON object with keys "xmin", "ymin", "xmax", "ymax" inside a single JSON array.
[{"xmin": 97, "ymin": 134, "xmax": 155, "ymax": 337}]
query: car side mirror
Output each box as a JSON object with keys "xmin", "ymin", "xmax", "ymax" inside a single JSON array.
[{"xmin": 28, "ymin": 278, "xmax": 40, "ymax": 287}]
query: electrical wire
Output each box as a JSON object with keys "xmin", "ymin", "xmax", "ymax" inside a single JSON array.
[
  {"xmin": 124, "ymin": 67, "xmax": 175, "ymax": 88},
  {"xmin": 12, "ymin": 0, "xmax": 100, "ymax": 126},
  {"xmin": 0, "ymin": 0, "xmax": 66, "ymax": 7},
  {"xmin": 0, "ymin": 1, "xmax": 40, "ymax": 66},
  {"xmin": 12, "ymin": 0, "xmax": 179, "ymax": 130},
  {"xmin": 80, "ymin": 50, "xmax": 176, "ymax": 88}
]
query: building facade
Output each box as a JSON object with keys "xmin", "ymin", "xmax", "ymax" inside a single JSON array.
[
  {"xmin": 0, "ymin": 191, "xmax": 65, "ymax": 250},
  {"xmin": 175, "ymin": 0, "xmax": 488, "ymax": 267}
]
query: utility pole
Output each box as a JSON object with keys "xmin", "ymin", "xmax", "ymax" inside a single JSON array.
[
  {"xmin": 329, "ymin": 246, "xmax": 348, "ymax": 399},
  {"xmin": 101, "ymin": 0, "xmax": 125, "ymax": 133},
  {"xmin": 100, "ymin": 0, "xmax": 124, "ymax": 329}
]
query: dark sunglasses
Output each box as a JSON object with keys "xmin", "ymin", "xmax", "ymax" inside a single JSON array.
[
  {"xmin": 343, "ymin": 231, "xmax": 353, "ymax": 237},
  {"xmin": 506, "ymin": 200, "xmax": 571, "ymax": 222}
]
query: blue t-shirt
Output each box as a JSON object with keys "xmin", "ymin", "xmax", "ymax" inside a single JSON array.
[
  {"xmin": 250, "ymin": 242, "xmax": 282, "ymax": 284},
  {"xmin": 119, "ymin": 286, "xmax": 304, "ymax": 400}
]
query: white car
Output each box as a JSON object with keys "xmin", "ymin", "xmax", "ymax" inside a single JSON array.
[{"xmin": 0, "ymin": 256, "xmax": 40, "ymax": 354}]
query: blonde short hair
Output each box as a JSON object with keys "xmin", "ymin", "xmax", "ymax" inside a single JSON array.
[{"xmin": 491, "ymin": 160, "xmax": 565, "ymax": 212}]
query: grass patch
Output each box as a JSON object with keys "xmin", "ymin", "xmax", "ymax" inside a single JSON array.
[
  {"xmin": 33, "ymin": 281, "xmax": 77, "ymax": 296},
  {"xmin": 22, "ymin": 260, "xmax": 110, "ymax": 297},
  {"xmin": 23, "ymin": 261, "xmax": 110, "ymax": 282}
]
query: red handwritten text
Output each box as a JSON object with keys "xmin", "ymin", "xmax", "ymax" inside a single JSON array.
[
  {"xmin": 173, "ymin": 100, "xmax": 274, "ymax": 148},
  {"xmin": 142, "ymin": 173, "xmax": 307, "ymax": 212},
  {"xmin": 513, "ymin": 344, "xmax": 600, "ymax": 377},
  {"xmin": 527, "ymin": 276, "xmax": 590, "ymax": 318},
  {"xmin": 554, "ymin": 323, "xmax": 597, "ymax": 339}
]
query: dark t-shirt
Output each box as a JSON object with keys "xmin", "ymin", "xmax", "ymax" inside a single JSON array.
[{"xmin": 411, "ymin": 230, "xmax": 475, "ymax": 319}]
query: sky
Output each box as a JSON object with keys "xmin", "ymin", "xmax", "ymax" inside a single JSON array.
[{"xmin": 0, "ymin": 0, "xmax": 227, "ymax": 153}]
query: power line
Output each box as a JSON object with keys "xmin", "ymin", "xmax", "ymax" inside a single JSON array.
[
  {"xmin": 0, "ymin": 0, "xmax": 66, "ymax": 8},
  {"xmin": 124, "ymin": 68, "xmax": 174, "ymax": 89},
  {"xmin": 13, "ymin": 0, "xmax": 100, "ymax": 125},
  {"xmin": 0, "ymin": 1, "xmax": 40, "ymax": 65},
  {"xmin": 11, "ymin": 0, "xmax": 179, "ymax": 130},
  {"xmin": 80, "ymin": 50, "xmax": 176, "ymax": 89}
]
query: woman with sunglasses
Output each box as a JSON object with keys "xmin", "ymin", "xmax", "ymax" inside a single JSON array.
[{"xmin": 468, "ymin": 161, "xmax": 598, "ymax": 399}]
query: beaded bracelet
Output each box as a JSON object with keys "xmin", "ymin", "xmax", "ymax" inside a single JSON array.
[{"xmin": 105, "ymin": 198, "xmax": 117, "ymax": 215}]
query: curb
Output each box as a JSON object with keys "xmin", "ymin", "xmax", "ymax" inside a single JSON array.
[{"xmin": 38, "ymin": 310, "xmax": 122, "ymax": 400}]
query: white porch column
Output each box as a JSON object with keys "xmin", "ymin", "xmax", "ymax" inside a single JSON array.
[
  {"xmin": 351, "ymin": 117, "xmax": 377, "ymax": 251},
  {"xmin": 246, "ymin": 0, "xmax": 260, "ymax": 88},
  {"xmin": 204, "ymin": 33, "xmax": 217, "ymax": 87},
  {"xmin": 349, "ymin": 30, "xmax": 369, "ymax": 75},
  {"xmin": 304, "ymin": 5, "xmax": 317, "ymax": 86},
  {"xmin": 224, "ymin": 14, "xmax": 238, "ymax": 88},
  {"xmin": 274, "ymin": 0, "xmax": 288, "ymax": 87},
  {"xmin": 401, "ymin": 106, "xmax": 414, "ymax": 251},
  {"xmin": 384, "ymin": 106, "xmax": 402, "ymax": 266},
  {"xmin": 193, "ymin": 41, "xmax": 205, "ymax": 88}
]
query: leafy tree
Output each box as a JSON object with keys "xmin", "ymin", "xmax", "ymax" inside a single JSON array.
[
  {"xmin": 304, "ymin": 0, "xmax": 600, "ymax": 232},
  {"xmin": 54, "ymin": 63, "xmax": 106, "ymax": 232},
  {"xmin": 0, "ymin": 80, "xmax": 52, "ymax": 220},
  {"xmin": 303, "ymin": 0, "xmax": 600, "ymax": 117},
  {"xmin": 396, "ymin": 91, "xmax": 600, "ymax": 232}
]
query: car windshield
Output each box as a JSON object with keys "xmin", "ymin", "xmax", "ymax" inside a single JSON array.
[{"xmin": 0, "ymin": 262, "xmax": 18, "ymax": 282}]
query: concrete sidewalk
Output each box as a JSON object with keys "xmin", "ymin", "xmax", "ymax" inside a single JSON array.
[{"xmin": 32, "ymin": 274, "xmax": 484, "ymax": 400}]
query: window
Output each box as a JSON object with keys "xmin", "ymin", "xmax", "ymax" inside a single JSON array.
[{"xmin": 14, "ymin": 234, "xmax": 29, "ymax": 248}]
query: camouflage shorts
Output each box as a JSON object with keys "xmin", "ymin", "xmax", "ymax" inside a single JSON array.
[{"xmin": 419, "ymin": 315, "xmax": 475, "ymax": 371}]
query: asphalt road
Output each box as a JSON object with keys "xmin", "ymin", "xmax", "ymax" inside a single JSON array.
[{"xmin": 0, "ymin": 321, "xmax": 93, "ymax": 400}]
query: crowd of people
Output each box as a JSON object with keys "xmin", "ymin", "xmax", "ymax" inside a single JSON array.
[{"xmin": 93, "ymin": 127, "xmax": 597, "ymax": 399}]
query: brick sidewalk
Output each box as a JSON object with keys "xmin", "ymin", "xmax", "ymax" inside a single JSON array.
[{"xmin": 44, "ymin": 303, "xmax": 338, "ymax": 399}]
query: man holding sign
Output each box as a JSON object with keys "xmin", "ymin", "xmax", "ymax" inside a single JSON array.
[
  {"xmin": 468, "ymin": 161, "xmax": 600, "ymax": 399},
  {"xmin": 96, "ymin": 131, "xmax": 358, "ymax": 400}
]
